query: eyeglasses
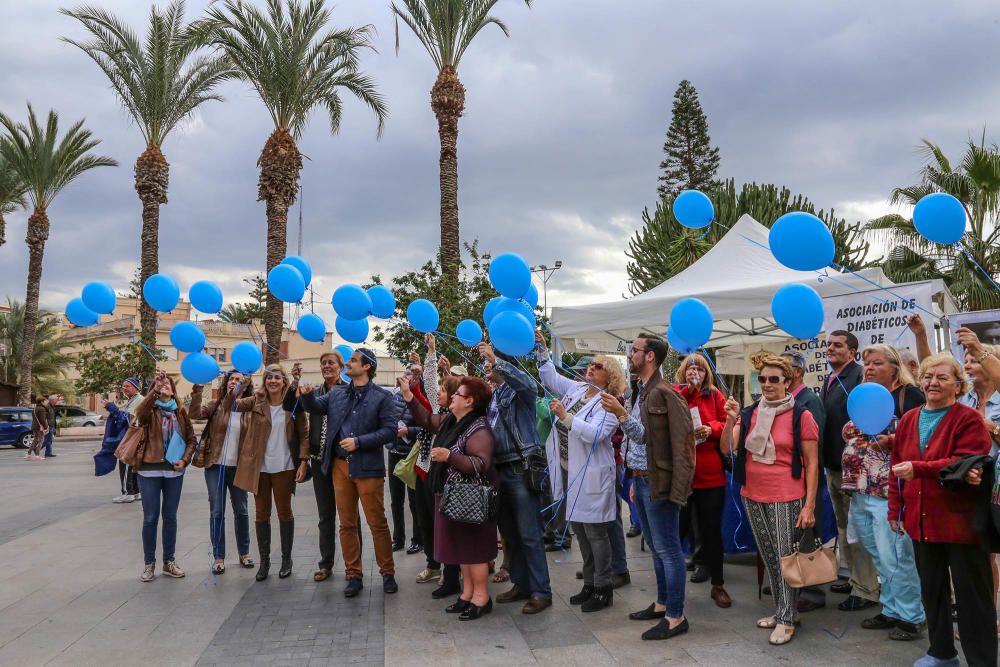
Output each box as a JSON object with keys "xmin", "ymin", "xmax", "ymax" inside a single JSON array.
[
  {"xmin": 630, "ymin": 346, "xmax": 648, "ymax": 356},
  {"xmin": 588, "ymin": 362, "xmax": 605, "ymax": 371},
  {"xmin": 454, "ymin": 391, "xmax": 471, "ymax": 399},
  {"xmin": 759, "ymin": 375, "xmax": 784, "ymax": 385}
]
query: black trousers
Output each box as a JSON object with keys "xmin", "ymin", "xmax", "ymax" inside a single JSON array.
[
  {"xmin": 913, "ymin": 540, "xmax": 997, "ymax": 667},
  {"xmin": 388, "ymin": 451, "xmax": 421, "ymax": 546},
  {"xmin": 679, "ymin": 485, "xmax": 726, "ymax": 585},
  {"xmin": 412, "ymin": 470, "xmax": 460, "ymax": 585},
  {"xmin": 311, "ymin": 458, "xmax": 337, "ymax": 571},
  {"xmin": 118, "ymin": 460, "xmax": 138, "ymax": 496}
]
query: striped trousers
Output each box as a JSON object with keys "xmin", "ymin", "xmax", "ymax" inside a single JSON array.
[{"xmin": 743, "ymin": 496, "xmax": 804, "ymax": 625}]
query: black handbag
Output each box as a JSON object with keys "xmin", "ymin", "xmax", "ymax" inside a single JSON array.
[{"xmin": 439, "ymin": 457, "xmax": 498, "ymax": 525}]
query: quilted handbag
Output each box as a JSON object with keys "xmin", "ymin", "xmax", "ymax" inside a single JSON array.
[
  {"xmin": 780, "ymin": 528, "xmax": 838, "ymax": 588},
  {"xmin": 439, "ymin": 457, "xmax": 498, "ymax": 525}
]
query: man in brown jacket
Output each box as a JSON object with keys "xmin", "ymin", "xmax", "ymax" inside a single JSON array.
[{"xmin": 603, "ymin": 333, "xmax": 694, "ymax": 641}]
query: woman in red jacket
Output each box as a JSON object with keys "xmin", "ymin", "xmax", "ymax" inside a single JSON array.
[
  {"xmin": 888, "ymin": 352, "xmax": 995, "ymax": 667},
  {"xmin": 674, "ymin": 353, "xmax": 731, "ymax": 609}
]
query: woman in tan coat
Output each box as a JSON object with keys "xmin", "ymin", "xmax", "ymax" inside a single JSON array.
[
  {"xmin": 134, "ymin": 371, "xmax": 198, "ymax": 582},
  {"xmin": 189, "ymin": 372, "xmax": 255, "ymax": 574},
  {"xmin": 224, "ymin": 364, "xmax": 308, "ymax": 581}
]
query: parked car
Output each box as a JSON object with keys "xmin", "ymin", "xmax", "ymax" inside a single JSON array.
[
  {"xmin": 55, "ymin": 405, "xmax": 103, "ymax": 427},
  {"xmin": 0, "ymin": 406, "xmax": 34, "ymax": 448}
]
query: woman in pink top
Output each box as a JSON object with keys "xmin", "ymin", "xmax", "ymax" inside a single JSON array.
[{"xmin": 722, "ymin": 355, "xmax": 820, "ymax": 647}]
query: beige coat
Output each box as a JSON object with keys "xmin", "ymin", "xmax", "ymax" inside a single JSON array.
[
  {"xmin": 225, "ymin": 389, "xmax": 309, "ymax": 495},
  {"xmin": 189, "ymin": 382, "xmax": 254, "ymax": 468}
]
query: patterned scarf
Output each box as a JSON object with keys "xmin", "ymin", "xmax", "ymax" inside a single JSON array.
[
  {"xmin": 157, "ymin": 400, "xmax": 178, "ymax": 445},
  {"xmin": 417, "ymin": 407, "xmax": 449, "ymax": 474}
]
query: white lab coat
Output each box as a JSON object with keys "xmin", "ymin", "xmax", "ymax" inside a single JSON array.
[{"xmin": 539, "ymin": 360, "xmax": 618, "ymax": 524}]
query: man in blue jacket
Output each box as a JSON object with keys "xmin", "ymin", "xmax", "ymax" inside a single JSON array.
[
  {"xmin": 298, "ymin": 348, "xmax": 400, "ymax": 597},
  {"xmin": 478, "ymin": 342, "xmax": 553, "ymax": 614}
]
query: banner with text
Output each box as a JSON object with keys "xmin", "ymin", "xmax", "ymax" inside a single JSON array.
[{"xmin": 822, "ymin": 282, "xmax": 937, "ymax": 356}]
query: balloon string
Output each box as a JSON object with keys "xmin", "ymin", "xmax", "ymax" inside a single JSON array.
[
  {"xmin": 698, "ymin": 347, "xmax": 731, "ymax": 396},
  {"xmin": 957, "ymin": 241, "xmax": 1000, "ymax": 294}
]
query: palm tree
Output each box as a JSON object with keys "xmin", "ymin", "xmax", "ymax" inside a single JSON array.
[
  {"xmin": 866, "ymin": 138, "xmax": 1000, "ymax": 311},
  {"xmin": 0, "ymin": 105, "xmax": 117, "ymax": 405},
  {"xmin": 0, "ymin": 300, "xmax": 74, "ymax": 397},
  {"xmin": 199, "ymin": 0, "xmax": 388, "ymax": 363},
  {"xmin": 219, "ymin": 302, "xmax": 265, "ymax": 324},
  {"xmin": 0, "ymin": 155, "xmax": 27, "ymax": 247},
  {"xmin": 61, "ymin": 1, "xmax": 233, "ymax": 361},
  {"xmin": 391, "ymin": 0, "xmax": 533, "ymax": 279}
]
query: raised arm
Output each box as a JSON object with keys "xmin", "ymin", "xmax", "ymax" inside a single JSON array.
[
  {"xmin": 187, "ymin": 384, "xmax": 217, "ymax": 420},
  {"xmin": 423, "ymin": 344, "xmax": 440, "ymax": 412},
  {"xmin": 221, "ymin": 389, "xmax": 258, "ymax": 414},
  {"xmin": 135, "ymin": 390, "xmax": 159, "ymax": 425},
  {"xmin": 537, "ymin": 355, "xmax": 579, "ymax": 398}
]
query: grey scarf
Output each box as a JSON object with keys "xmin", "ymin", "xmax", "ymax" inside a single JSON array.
[{"xmin": 746, "ymin": 394, "xmax": 795, "ymax": 465}]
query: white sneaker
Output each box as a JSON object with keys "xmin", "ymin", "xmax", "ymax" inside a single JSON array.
[
  {"xmin": 133, "ymin": 493, "xmax": 141, "ymax": 501},
  {"xmin": 112, "ymin": 495, "xmax": 129, "ymax": 503},
  {"xmin": 124, "ymin": 494, "xmax": 138, "ymax": 503}
]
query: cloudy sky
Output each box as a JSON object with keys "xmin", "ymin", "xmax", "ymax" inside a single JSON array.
[{"xmin": 1, "ymin": 0, "xmax": 999, "ymax": 323}]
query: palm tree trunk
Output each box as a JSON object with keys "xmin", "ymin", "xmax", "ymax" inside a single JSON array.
[
  {"xmin": 0, "ymin": 211, "xmax": 6, "ymax": 248},
  {"xmin": 135, "ymin": 144, "xmax": 169, "ymax": 377},
  {"xmin": 431, "ymin": 66, "xmax": 466, "ymax": 280},
  {"xmin": 16, "ymin": 208, "xmax": 49, "ymax": 406},
  {"xmin": 258, "ymin": 129, "xmax": 302, "ymax": 364}
]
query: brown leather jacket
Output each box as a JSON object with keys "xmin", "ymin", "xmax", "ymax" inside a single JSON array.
[
  {"xmin": 189, "ymin": 381, "xmax": 254, "ymax": 468},
  {"xmin": 134, "ymin": 391, "xmax": 197, "ymax": 469},
  {"xmin": 224, "ymin": 389, "xmax": 309, "ymax": 495},
  {"xmin": 640, "ymin": 370, "xmax": 695, "ymax": 506}
]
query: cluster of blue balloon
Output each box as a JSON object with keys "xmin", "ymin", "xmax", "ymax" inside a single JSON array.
[
  {"xmin": 481, "ymin": 253, "xmax": 538, "ymax": 356},
  {"xmin": 330, "ymin": 283, "xmax": 396, "ymax": 344}
]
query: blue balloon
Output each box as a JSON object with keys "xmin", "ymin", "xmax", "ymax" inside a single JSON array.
[
  {"xmin": 456, "ymin": 319, "xmax": 484, "ymax": 346},
  {"xmin": 494, "ymin": 297, "xmax": 536, "ymax": 327},
  {"xmin": 407, "ymin": 299, "xmax": 439, "ymax": 333},
  {"xmin": 666, "ymin": 326, "xmax": 697, "ymax": 355},
  {"xmin": 143, "ymin": 273, "xmax": 180, "ymax": 313},
  {"xmin": 488, "ymin": 311, "xmax": 535, "ymax": 357},
  {"xmin": 489, "ymin": 253, "xmax": 532, "ymax": 299},
  {"xmin": 483, "ymin": 296, "xmax": 504, "ymax": 326},
  {"xmin": 297, "ymin": 313, "xmax": 326, "ymax": 343},
  {"xmin": 231, "ymin": 341, "xmax": 263, "ymax": 375},
  {"xmin": 335, "ymin": 316, "xmax": 369, "ymax": 344},
  {"xmin": 189, "ymin": 280, "xmax": 223, "ymax": 314},
  {"xmin": 669, "ymin": 298, "xmax": 713, "ymax": 349},
  {"xmin": 913, "ymin": 192, "xmax": 967, "ymax": 245},
  {"xmin": 332, "ymin": 284, "xmax": 373, "ymax": 320},
  {"xmin": 673, "ymin": 190, "xmax": 715, "ymax": 229},
  {"xmin": 82, "ymin": 281, "xmax": 116, "ymax": 314},
  {"xmin": 280, "ymin": 255, "xmax": 312, "ymax": 287},
  {"xmin": 523, "ymin": 283, "xmax": 539, "ymax": 310},
  {"xmin": 169, "ymin": 321, "xmax": 206, "ymax": 353},
  {"xmin": 334, "ymin": 344, "xmax": 354, "ymax": 363},
  {"xmin": 181, "ymin": 351, "xmax": 220, "ymax": 385},
  {"xmin": 268, "ymin": 264, "xmax": 305, "ymax": 303},
  {"xmin": 847, "ymin": 382, "xmax": 895, "ymax": 435},
  {"xmin": 769, "ymin": 212, "xmax": 835, "ymax": 272},
  {"xmin": 367, "ymin": 285, "xmax": 396, "ymax": 319},
  {"xmin": 771, "ymin": 283, "xmax": 824, "ymax": 340},
  {"xmin": 65, "ymin": 297, "xmax": 99, "ymax": 327}
]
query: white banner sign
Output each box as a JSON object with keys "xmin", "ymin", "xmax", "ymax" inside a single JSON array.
[{"xmin": 822, "ymin": 282, "xmax": 937, "ymax": 355}]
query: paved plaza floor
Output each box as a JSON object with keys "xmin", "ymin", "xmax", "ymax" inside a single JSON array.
[{"xmin": 0, "ymin": 440, "xmax": 933, "ymax": 666}]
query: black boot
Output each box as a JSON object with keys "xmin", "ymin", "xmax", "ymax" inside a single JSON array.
[
  {"xmin": 278, "ymin": 519, "xmax": 294, "ymax": 578},
  {"xmin": 569, "ymin": 585, "xmax": 594, "ymax": 605},
  {"xmin": 255, "ymin": 522, "xmax": 271, "ymax": 582},
  {"xmin": 581, "ymin": 585, "xmax": 613, "ymax": 612}
]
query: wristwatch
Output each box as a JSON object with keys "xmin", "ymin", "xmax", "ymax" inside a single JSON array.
[
  {"xmin": 975, "ymin": 349, "xmax": 994, "ymax": 364},
  {"xmin": 617, "ymin": 412, "xmax": 628, "ymax": 425},
  {"xmin": 990, "ymin": 423, "xmax": 1000, "ymax": 438}
]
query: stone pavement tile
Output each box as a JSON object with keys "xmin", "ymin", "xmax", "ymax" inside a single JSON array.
[
  {"xmin": 508, "ymin": 597, "xmax": 597, "ymax": 650},
  {"xmin": 591, "ymin": 626, "xmax": 701, "ymax": 665},
  {"xmin": 531, "ymin": 643, "xmax": 616, "ymax": 666},
  {"xmin": 444, "ymin": 613, "xmax": 536, "ymax": 666}
]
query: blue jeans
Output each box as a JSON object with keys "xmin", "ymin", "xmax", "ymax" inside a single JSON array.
[
  {"xmin": 608, "ymin": 463, "xmax": 628, "ymax": 575},
  {"xmin": 43, "ymin": 429, "xmax": 54, "ymax": 456},
  {"xmin": 633, "ymin": 476, "xmax": 686, "ymax": 617},
  {"xmin": 851, "ymin": 493, "xmax": 925, "ymax": 625},
  {"xmin": 138, "ymin": 474, "xmax": 184, "ymax": 565},
  {"xmin": 205, "ymin": 465, "xmax": 250, "ymax": 560},
  {"xmin": 622, "ymin": 475, "xmax": 640, "ymax": 531},
  {"xmin": 496, "ymin": 463, "xmax": 552, "ymax": 598}
]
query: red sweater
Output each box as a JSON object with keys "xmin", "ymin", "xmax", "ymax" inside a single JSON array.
[
  {"xmin": 677, "ymin": 385, "xmax": 727, "ymax": 489},
  {"xmin": 888, "ymin": 403, "xmax": 991, "ymax": 544}
]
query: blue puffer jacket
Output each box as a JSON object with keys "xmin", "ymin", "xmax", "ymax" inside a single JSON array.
[
  {"xmin": 490, "ymin": 359, "xmax": 541, "ymax": 465},
  {"xmin": 300, "ymin": 381, "xmax": 401, "ymax": 478}
]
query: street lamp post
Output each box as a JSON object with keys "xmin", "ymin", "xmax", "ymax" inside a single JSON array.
[{"xmin": 530, "ymin": 260, "xmax": 562, "ymax": 319}]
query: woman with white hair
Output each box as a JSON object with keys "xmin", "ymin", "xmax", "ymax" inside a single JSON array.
[
  {"xmin": 536, "ymin": 334, "xmax": 623, "ymax": 612},
  {"xmin": 889, "ymin": 353, "xmax": 994, "ymax": 667}
]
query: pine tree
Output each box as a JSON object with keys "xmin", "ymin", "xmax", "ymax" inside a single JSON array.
[{"xmin": 657, "ymin": 80, "xmax": 721, "ymax": 200}]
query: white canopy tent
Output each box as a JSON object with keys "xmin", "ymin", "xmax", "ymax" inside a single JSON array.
[{"xmin": 549, "ymin": 214, "xmax": 953, "ymax": 354}]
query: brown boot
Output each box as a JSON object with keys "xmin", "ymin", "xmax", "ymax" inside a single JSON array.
[
  {"xmin": 496, "ymin": 587, "xmax": 531, "ymax": 604},
  {"xmin": 522, "ymin": 596, "xmax": 552, "ymax": 614},
  {"xmin": 711, "ymin": 585, "xmax": 732, "ymax": 608},
  {"xmin": 611, "ymin": 572, "xmax": 631, "ymax": 589}
]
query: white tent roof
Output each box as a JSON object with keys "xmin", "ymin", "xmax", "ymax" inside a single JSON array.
[{"xmin": 550, "ymin": 214, "xmax": 910, "ymax": 353}]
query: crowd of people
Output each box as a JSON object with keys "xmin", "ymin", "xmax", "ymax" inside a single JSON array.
[{"xmin": 74, "ymin": 318, "xmax": 1000, "ymax": 664}]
